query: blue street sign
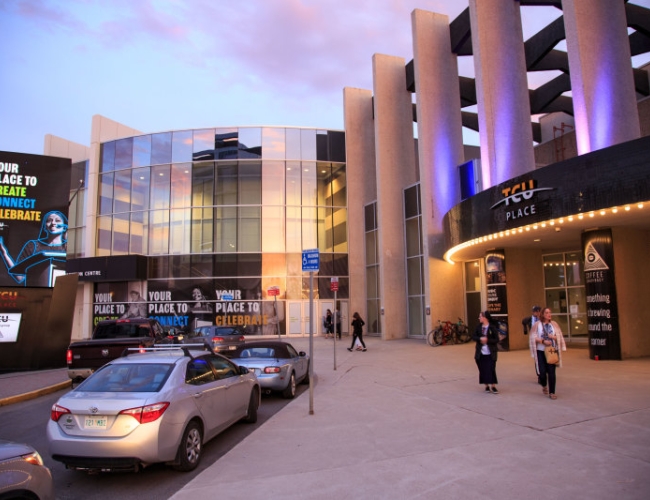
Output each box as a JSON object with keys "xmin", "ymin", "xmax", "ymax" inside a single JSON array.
[{"xmin": 302, "ymin": 248, "xmax": 320, "ymax": 272}]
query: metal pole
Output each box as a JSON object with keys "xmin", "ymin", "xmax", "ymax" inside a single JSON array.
[
  {"xmin": 308, "ymin": 271, "xmax": 314, "ymax": 415},
  {"xmin": 333, "ymin": 291, "xmax": 337, "ymax": 370},
  {"xmin": 274, "ymin": 295, "xmax": 280, "ymax": 339}
]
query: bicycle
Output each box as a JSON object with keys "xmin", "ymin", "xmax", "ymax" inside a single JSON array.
[{"xmin": 427, "ymin": 318, "xmax": 470, "ymax": 346}]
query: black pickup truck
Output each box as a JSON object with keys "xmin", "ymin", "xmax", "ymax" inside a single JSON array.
[{"xmin": 66, "ymin": 318, "xmax": 165, "ymax": 382}]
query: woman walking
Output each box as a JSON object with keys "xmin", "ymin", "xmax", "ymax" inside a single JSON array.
[
  {"xmin": 472, "ymin": 311, "xmax": 500, "ymax": 394},
  {"xmin": 347, "ymin": 312, "xmax": 366, "ymax": 352},
  {"xmin": 530, "ymin": 307, "xmax": 566, "ymax": 400}
]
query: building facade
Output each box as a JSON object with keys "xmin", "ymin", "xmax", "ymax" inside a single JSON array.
[
  {"xmin": 343, "ymin": 0, "xmax": 650, "ymax": 359},
  {"xmin": 48, "ymin": 123, "xmax": 349, "ymax": 341}
]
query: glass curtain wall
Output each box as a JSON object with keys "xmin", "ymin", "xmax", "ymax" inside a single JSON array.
[
  {"xmin": 94, "ymin": 127, "xmax": 348, "ymax": 332},
  {"xmin": 404, "ymin": 184, "xmax": 425, "ymax": 337},
  {"xmin": 365, "ymin": 202, "xmax": 380, "ymax": 335}
]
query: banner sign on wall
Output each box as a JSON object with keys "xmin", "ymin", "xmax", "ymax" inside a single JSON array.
[
  {"xmin": 92, "ymin": 280, "xmax": 285, "ymax": 336},
  {"xmin": 0, "ymin": 312, "xmax": 22, "ymax": 342},
  {"xmin": 0, "ymin": 152, "xmax": 71, "ymax": 287},
  {"xmin": 582, "ymin": 228, "xmax": 621, "ymax": 360},
  {"xmin": 485, "ymin": 250, "xmax": 509, "ymax": 351}
]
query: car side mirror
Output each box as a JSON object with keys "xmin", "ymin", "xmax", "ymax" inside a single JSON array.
[
  {"xmin": 299, "ymin": 351, "xmax": 306, "ymax": 357},
  {"xmin": 239, "ymin": 366, "xmax": 250, "ymax": 375}
]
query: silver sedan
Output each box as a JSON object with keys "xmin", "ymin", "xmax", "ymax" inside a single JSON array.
[
  {"xmin": 228, "ymin": 341, "xmax": 309, "ymax": 399},
  {"xmin": 47, "ymin": 346, "xmax": 260, "ymax": 473},
  {"xmin": 0, "ymin": 440, "xmax": 53, "ymax": 500}
]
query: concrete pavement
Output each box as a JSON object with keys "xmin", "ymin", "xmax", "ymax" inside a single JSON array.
[
  {"xmin": 2, "ymin": 336, "xmax": 650, "ymax": 499},
  {"xmin": 175, "ymin": 336, "xmax": 650, "ymax": 500}
]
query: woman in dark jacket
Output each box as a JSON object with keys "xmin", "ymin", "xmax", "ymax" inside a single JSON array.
[
  {"xmin": 472, "ymin": 311, "xmax": 500, "ymax": 394},
  {"xmin": 347, "ymin": 312, "xmax": 367, "ymax": 352}
]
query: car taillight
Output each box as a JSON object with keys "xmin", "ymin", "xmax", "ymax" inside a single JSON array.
[
  {"xmin": 66, "ymin": 349, "xmax": 72, "ymax": 365},
  {"xmin": 139, "ymin": 344, "xmax": 145, "ymax": 354},
  {"xmin": 51, "ymin": 404, "xmax": 71, "ymax": 422},
  {"xmin": 212, "ymin": 337, "xmax": 224, "ymax": 343},
  {"xmin": 238, "ymin": 336, "xmax": 245, "ymax": 342},
  {"xmin": 263, "ymin": 367, "xmax": 281, "ymax": 374},
  {"xmin": 119, "ymin": 402, "xmax": 170, "ymax": 424}
]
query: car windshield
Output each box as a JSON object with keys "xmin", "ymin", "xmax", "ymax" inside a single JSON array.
[{"xmin": 78, "ymin": 363, "xmax": 173, "ymax": 392}]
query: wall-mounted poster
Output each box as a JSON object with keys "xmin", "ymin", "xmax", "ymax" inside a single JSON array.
[
  {"xmin": 485, "ymin": 250, "xmax": 509, "ymax": 351},
  {"xmin": 0, "ymin": 312, "xmax": 22, "ymax": 342},
  {"xmin": 0, "ymin": 152, "xmax": 71, "ymax": 287}
]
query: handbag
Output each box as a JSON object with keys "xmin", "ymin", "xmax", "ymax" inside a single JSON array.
[{"xmin": 544, "ymin": 345, "xmax": 559, "ymax": 365}]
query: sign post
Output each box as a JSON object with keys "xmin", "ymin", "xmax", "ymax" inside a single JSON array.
[
  {"xmin": 267, "ymin": 286, "xmax": 280, "ymax": 339},
  {"xmin": 331, "ymin": 277, "xmax": 339, "ymax": 370},
  {"xmin": 302, "ymin": 249, "xmax": 319, "ymax": 415}
]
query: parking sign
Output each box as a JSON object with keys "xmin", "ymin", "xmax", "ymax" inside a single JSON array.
[{"xmin": 302, "ymin": 249, "xmax": 320, "ymax": 272}]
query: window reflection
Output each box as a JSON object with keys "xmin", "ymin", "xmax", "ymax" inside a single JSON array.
[
  {"xmin": 238, "ymin": 128, "xmax": 262, "ymax": 159},
  {"xmin": 99, "ymin": 173, "xmax": 114, "ymax": 215},
  {"xmin": 215, "ymin": 129, "xmax": 238, "ymax": 159},
  {"xmin": 193, "ymin": 129, "xmax": 215, "ymax": 161},
  {"xmin": 285, "ymin": 128, "xmax": 301, "ymax": 160},
  {"xmin": 113, "ymin": 170, "xmax": 131, "ymax": 213},
  {"xmin": 130, "ymin": 211, "xmax": 147, "ymax": 254},
  {"xmin": 115, "ymin": 138, "xmax": 133, "ymax": 170},
  {"xmin": 262, "ymin": 128, "xmax": 285, "ymax": 160},
  {"xmin": 131, "ymin": 168, "xmax": 150, "ymax": 212},
  {"xmin": 172, "ymin": 130, "xmax": 192, "ymax": 163},
  {"xmin": 133, "ymin": 135, "xmax": 151, "ymax": 167},
  {"xmin": 151, "ymin": 133, "xmax": 172, "ymax": 165},
  {"xmin": 101, "ymin": 142, "xmax": 116, "ymax": 172},
  {"xmin": 171, "ymin": 164, "xmax": 192, "ymax": 208},
  {"xmin": 150, "ymin": 165, "xmax": 170, "ymax": 210}
]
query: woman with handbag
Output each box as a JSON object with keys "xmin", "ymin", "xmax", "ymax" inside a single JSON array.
[
  {"xmin": 529, "ymin": 307, "xmax": 566, "ymax": 400},
  {"xmin": 472, "ymin": 311, "xmax": 500, "ymax": 394}
]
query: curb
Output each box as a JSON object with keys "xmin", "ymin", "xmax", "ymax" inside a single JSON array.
[{"xmin": 0, "ymin": 380, "xmax": 72, "ymax": 407}]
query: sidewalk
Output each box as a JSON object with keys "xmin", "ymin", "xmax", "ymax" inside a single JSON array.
[
  {"xmin": 2, "ymin": 337, "xmax": 650, "ymax": 499},
  {"xmin": 174, "ymin": 336, "xmax": 650, "ymax": 500},
  {"xmin": 0, "ymin": 368, "xmax": 70, "ymax": 406}
]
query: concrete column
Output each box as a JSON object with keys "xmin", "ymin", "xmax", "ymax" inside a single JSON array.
[
  {"xmin": 563, "ymin": 0, "xmax": 640, "ymax": 155},
  {"xmin": 343, "ymin": 87, "xmax": 377, "ymax": 325},
  {"xmin": 372, "ymin": 54, "xmax": 417, "ymax": 340},
  {"xmin": 469, "ymin": 0, "xmax": 535, "ymax": 188},
  {"xmin": 412, "ymin": 9, "xmax": 466, "ymax": 330}
]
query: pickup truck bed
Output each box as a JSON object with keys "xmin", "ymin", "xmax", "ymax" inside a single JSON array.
[{"xmin": 67, "ymin": 318, "xmax": 165, "ymax": 381}]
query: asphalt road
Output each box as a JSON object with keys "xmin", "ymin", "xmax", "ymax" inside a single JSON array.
[{"xmin": 0, "ymin": 384, "xmax": 307, "ymax": 500}]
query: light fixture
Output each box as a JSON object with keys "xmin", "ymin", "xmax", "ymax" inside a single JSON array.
[
  {"xmin": 612, "ymin": 207, "xmax": 618, "ymax": 213},
  {"xmin": 568, "ymin": 216, "xmax": 573, "ymax": 221},
  {"xmin": 625, "ymin": 205, "xmax": 631, "ymax": 211}
]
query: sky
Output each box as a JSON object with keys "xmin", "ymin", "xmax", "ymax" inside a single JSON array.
[{"xmin": 1, "ymin": 0, "xmax": 650, "ymax": 156}]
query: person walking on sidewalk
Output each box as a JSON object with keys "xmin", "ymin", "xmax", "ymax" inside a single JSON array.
[
  {"xmin": 529, "ymin": 307, "xmax": 566, "ymax": 400},
  {"xmin": 472, "ymin": 311, "xmax": 500, "ymax": 394},
  {"xmin": 347, "ymin": 312, "xmax": 366, "ymax": 352}
]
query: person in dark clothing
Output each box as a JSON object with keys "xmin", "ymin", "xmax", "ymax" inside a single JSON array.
[
  {"xmin": 472, "ymin": 310, "xmax": 500, "ymax": 394},
  {"xmin": 335, "ymin": 307, "xmax": 342, "ymax": 339},
  {"xmin": 521, "ymin": 305, "xmax": 541, "ymax": 335},
  {"xmin": 347, "ymin": 312, "xmax": 366, "ymax": 352}
]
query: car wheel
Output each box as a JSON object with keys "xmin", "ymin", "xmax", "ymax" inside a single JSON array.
[
  {"xmin": 282, "ymin": 372, "xmax": 296, "ymax": 399},
  {"xmin": 243, "ymin": 388, "xmax": 259, "ymax": 424},
  {"xmin": 173, "ymin": 421, "xmax": 203, "ymax": 472}
]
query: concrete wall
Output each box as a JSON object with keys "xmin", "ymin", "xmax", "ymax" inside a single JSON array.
[
  {"xmin": 343, "ymin": 87, "xmax": 377, "ymax": 326},
  {"xmin": 612, "ymin": 227, "xmax": 650, "ymax": 359},
  {"xmin": 504, "ymin": 248, "xmax": 545, "ymax": 351}
]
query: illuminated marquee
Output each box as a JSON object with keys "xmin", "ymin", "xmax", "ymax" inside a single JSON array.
[{"xmin": 490, "ymin": 179, "xmax": 554, "ymax": 222}]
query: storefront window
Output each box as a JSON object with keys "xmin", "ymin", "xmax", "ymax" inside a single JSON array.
[{"xmin": 543, "ymin": 252, "xmax": 587, "ymax": 342}]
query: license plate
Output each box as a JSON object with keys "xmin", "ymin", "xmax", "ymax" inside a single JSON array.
[
  {"xmin": 228, "ymin": 345, "xmax": 236, "ymax": 350},
  {"xmin": 84, "ymin": 416, "xmax": 108, "ymax": 429}
]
